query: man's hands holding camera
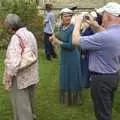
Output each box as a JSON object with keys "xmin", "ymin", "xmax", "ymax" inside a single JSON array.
[
  {"xmin": 74, "ymin": 12, "xmax": 104, "ymax": 32},
  {"xmin": 74, "ymin": 12, "xmax": 94, "ymax": 26}
]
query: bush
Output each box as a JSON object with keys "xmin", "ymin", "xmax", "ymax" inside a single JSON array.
[
  {"xmin": 0, "ymin": 0, "xmax": 37, "ymax": 22},
  {"xmin": 28, "ymin": 15, "xmax": 44, "ymax": 48},
  {"xmin": 0, "ymin": 20, "xmax": 10, "ymax": 49},
  {"xmin": 0, "ymin": 0, "xmax": 44, "ymax": 48}
]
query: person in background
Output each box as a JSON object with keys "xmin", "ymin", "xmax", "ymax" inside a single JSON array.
[
  {"xmin": 43, "ymin": 3, "xmax": 57, "ymax": 60},
  {"xmin": 72, "ymin": 2, "xmax": 120, "ymax": 120},
  {"xmin": 50, "ymin": 8, "xmax": 83, "ymax": 105},
  {"xmin": 80, "ymin": 11, "xmax": 102, "ymax": 87},
  {"xmin": 80, "ymin": 25, "xmax": 94, "ymax": 88},
  {"xmin": 3, "ymin": 14, "xmax": 39, "ymax": 120}
]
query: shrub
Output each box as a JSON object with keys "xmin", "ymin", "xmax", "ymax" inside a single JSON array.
[
  {"xmin": 0, "ymin": 0, "xmax": 44, "ymax": 48},
  {"xmin": 28, "ymin": 15, "xmax": 44, "ymax": 48}
]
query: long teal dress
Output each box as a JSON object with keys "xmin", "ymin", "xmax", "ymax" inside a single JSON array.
[{"xmin": 57, "ymin": 24, "xmax": 82, "ymax": 105}]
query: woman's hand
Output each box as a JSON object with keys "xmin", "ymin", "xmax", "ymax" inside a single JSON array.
[
  {"xmin": 4, "ymin": 74, "xmax": 13, "ymax": 92},
  {"xmin": 49, "ymin": 35, "xmax": 59, "ymax": 46}
]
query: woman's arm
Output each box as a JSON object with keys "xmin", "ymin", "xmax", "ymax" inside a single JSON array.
[{"xmin": 4, "ymin": 35, "xmax": 22, "ymax": 91}]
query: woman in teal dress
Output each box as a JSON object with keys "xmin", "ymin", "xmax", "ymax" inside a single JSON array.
[{"xmin": 50, "ymin": 8, "xmax": 82, "ymax": 105}]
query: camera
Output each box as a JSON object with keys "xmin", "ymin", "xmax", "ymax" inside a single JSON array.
[{"xmin": 83, "ymin": 15, "xmax": 90, "ymax": 21}]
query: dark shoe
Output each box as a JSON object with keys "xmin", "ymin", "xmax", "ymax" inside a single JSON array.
[
  {"xmin": 51, "ymin": 53, "xmax": 57, "ymax": 59},
  {"xmin": 46, "ymin": 55, "xmax": 52, "ymax": 61}
]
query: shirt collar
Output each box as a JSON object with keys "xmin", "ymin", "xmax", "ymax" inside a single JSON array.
[
  {"xmin": 16, "ymin": 27, "xmax": 27, "ymax": 34},
  {"xmin": 107, "ymin": 24, "xmax": 120, "ymax": 29}
]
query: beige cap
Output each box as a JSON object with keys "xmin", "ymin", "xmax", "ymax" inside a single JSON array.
[
  {"xmin": 96, "ymin": 2, "xmax": 120, "ymax": 17},
  {"xmin": 60, "ymin": 8, "xmax": 73, "ymax": 15}
]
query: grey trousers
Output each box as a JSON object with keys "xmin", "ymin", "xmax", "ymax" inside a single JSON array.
[
  {"xmin": 10, "ymin": 79, "xmax": 35, "ymax": 120},
  {"xmin": 90, "ymin": 73, "xmax": 119, "ymax": 120}
]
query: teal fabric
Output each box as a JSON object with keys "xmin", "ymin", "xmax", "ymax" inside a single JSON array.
[{"xmin": 58, "ymin": 24, "xmax": 82, "ymax": 91}]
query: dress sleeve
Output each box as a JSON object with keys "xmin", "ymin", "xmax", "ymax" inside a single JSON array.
[
  {"xmin": 60, "ymin": 32, "xmax": 74, "ymax": 50},
  {"xmin": 4, "ymin": 35, "xmax": 22, "ymax": 76}
]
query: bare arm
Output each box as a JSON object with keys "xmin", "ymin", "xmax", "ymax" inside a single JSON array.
[
  {"xmin": 72, "ymin": 15, "xmax": 83, "ymax": 46},
  {"xmin": 87, "ymin": 20, "xmax": 105, "ymax": 32}
]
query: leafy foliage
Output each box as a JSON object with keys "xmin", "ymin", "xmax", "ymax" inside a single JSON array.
[
  {"xmin": 0, "ymin": 0, "xmax": 44, "ymax": 48},
  {"xmin": 0, "ymin": 0, "xmax": 37, "ymax": 22}
]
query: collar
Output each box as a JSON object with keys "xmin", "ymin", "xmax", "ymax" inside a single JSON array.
[
  {"xmin": 16, "ymin": 27, "xmax": 27, "ymax": 34},
  {"xmin": 107, "ymin": 24, "xmax": 120, "ymax": 29}
]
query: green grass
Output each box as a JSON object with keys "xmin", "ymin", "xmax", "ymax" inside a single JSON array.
[{"xmin": 0, "ymin": 49, "xmax": 120, "ymax": 120}]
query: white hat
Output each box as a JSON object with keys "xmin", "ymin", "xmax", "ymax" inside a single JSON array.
[
  {"xmin": 60, "ymin": 8, "xmax": 73, "ymax": 15},
  {"xmin": 96, "ymin": 2, "xmax": 120, "ymax": 17}
]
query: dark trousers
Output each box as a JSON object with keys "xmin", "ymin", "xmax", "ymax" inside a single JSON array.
[
  {"xmin": 44, "ymin": 32, "xmax": 56, "ymax": 57},
  {"xmin": 90, "ymin": 73, "xmax": 119, "ymax": 120}
]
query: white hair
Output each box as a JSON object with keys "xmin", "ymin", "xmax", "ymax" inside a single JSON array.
[{"xmin": 5, "ymin": 14, "xmax": 22, "ymax": 30}]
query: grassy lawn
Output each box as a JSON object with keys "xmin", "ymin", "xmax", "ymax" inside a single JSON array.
[{"xmin": 0, "ymin": 49, "xmax": 120, "ymax": 120}]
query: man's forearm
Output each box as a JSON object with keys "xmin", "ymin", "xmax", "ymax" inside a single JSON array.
[
  {"xmin": 72, "ymin": 21, "xmax": 82, "ymax": 46},
  {"xmin": 90, "ymin": 21, "xmax": 105, "ymax": 32},
  {"xmin": 92, "ymin": 25, "xmax": 105, "ymax": 32}
]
